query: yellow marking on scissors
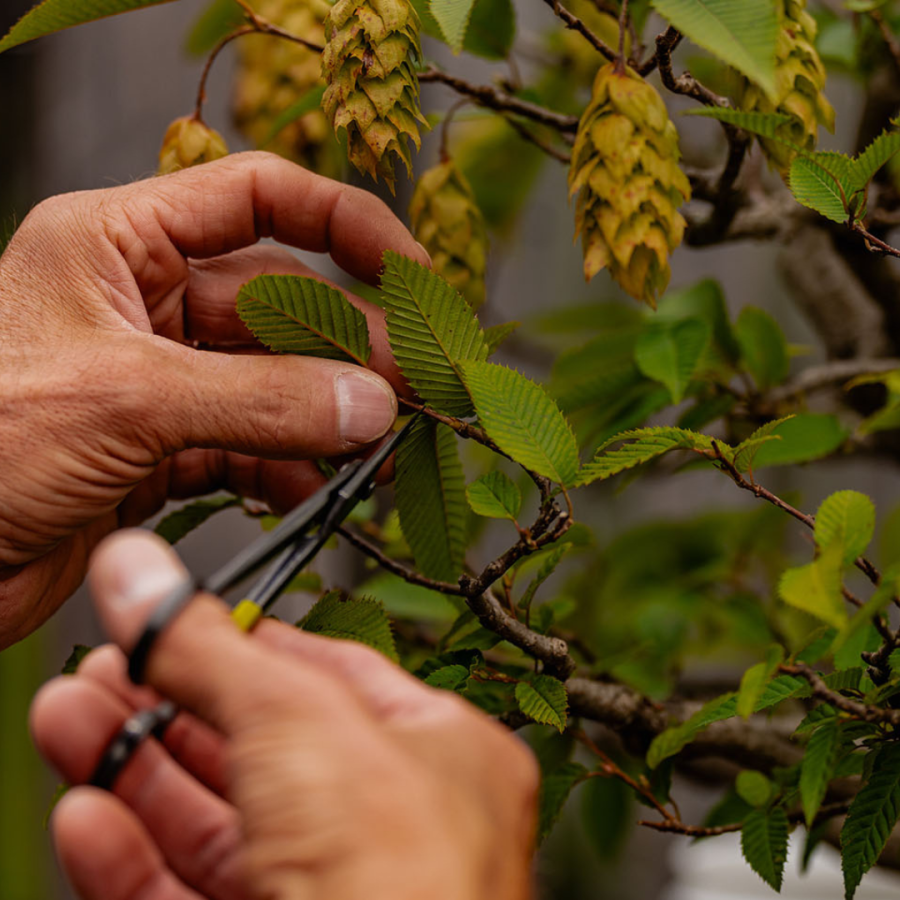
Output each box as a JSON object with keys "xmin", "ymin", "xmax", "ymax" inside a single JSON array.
[{"xmin": 231, "ymin": 599, "xmax": 263, "ymax": 633}]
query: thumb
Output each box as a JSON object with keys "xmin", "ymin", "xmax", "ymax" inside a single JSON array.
[
  {"xmin": 88, "ymin": 531, "xmax": 357, "ymax": 734},
  {"xmin": 152, "ymin": 339, "xmax": 398, "ymax": 458}
]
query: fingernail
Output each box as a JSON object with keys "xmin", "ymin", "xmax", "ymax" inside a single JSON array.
[
  {"xmin": 336, "ymin": 372, "xmax": 397, "ymax": 444},
  {"xmin": 415, "ymin": 241, "xmax": 433, "ymax": 269},
  {"xmin": 98, "ymin": 535, "xmax": 185, "ymax": 609}
]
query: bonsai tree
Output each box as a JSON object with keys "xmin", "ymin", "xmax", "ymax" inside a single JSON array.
[{"xmin": 6, "ymin": 0, "xmax": 900, "ymax": 894}]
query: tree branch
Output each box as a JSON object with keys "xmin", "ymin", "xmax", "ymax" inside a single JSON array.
[
  {"xmin": 418, "ymin": 67, "xmax": 579, "ymax": 133},
  {"xmin": 766, "ymin": 358, "xmax": 900, "ymax": 406},
  {"xmin": 782, "ymin": 662, "xmax": 900, "ymax": 725}
]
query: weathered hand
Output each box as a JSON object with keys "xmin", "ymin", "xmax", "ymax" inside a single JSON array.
[
  {"xmin": 0, "ymin": 152, "xmax": 427, "ymax": 646},
  {"xmin": 30, "ymin": 531, "xmax": 538, "ymax": 900}
]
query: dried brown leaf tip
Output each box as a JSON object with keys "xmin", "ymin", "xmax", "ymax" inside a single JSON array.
[{"xmin": 569, "ymin": 63, "xmax": 690, "ymax": 307}]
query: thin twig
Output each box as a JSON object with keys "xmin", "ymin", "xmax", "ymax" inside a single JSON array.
[
  {"xmin": 782, "ymin": 662, "xmax": 900, "ymax": 725},
  {"xmin": 194, "ymin": 26, "xmax": 256, "ymax": 121},
  {"xmin": 419, "ymin": 67, "xmax": 579, "ymax": 133},
  {"xmin": 654, "ymin": 27, "xmax": 725, "ymax": 108},
  {"xmin": 871, "ymin": 8, "xmax": 900, "ymax": 77},
  {"xmin": 337, "ymin": 527, "xmax": 464, "ymax": 595},
  {"xmin": 640, "ymin": 801, "xmax": 851, "ymax": 837},
  {"xmin": 501, "ymin": 115, "xmax": 571, "ymax": 164},
  {"xmin": 852, "ymin": 221, "xmax": 900, "ymax": 260},
  {"xmin": 578, "ymin": 730, "xmax": 675, "ymax": 822},
  {"xmin": 711, "ymin": 443, "xmax": 886, "ymax": 591},
  {"xmin": 766, "ymin": 358, "xmax": 900, "ymax": 406},
  {"xmin": 193, "ymin": 19, "xmax": 323, "ymax": 121},
  {"xmin": 540, "ymin": 0, "xmax": 616, "ymax": 62},
  {"xmin": 616, "ymin": 0, "xmax": 629, "ymax": 69},
  {"xmin": 638, "ymin": 25, "xmax": 681, "ymax": 76}
]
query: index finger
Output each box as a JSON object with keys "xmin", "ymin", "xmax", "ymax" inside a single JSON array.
[{"xmin": 111, "ymin": 151, "xmax": 429, "ymax": 286}]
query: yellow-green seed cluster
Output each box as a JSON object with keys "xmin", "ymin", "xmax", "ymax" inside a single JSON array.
[
  {"xmin": 569, "ymin": 63, "xmax": 690, "ymax": 307},
  {"xmin": 735, "ymin": 0, "xmax": 834, "ymax": 174},
  {"xmin": 158, "ymin": 116, "xmax": 229, "ymax": 175},
  {"xmin": 322, "ymin": 0, "xmax": 427, "ymax": 191},
  {"xmin": 409, "ymin": 160, "xmax": 489, "ymax": 310},
  {"xmin": 233, "ymin": 0, "xmax": 341, "ymax": 179}
]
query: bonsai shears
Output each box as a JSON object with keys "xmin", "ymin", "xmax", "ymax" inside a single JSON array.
[{"xmin": 89, "ymin": 416, "xmax": 418, "ymax": 790}]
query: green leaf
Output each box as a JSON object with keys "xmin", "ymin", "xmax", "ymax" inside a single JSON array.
[
  {"xmin": 185, "ymin": 0, "xmax": 244, "ymax": 56},
  {"xmin": 581, "ymin": 773, "xmax": 633, "ymax": 861},
  {"xmin": 461, "ymin": 361, "xmax": 580, "ymax": 484},
  {"xmin": 688, "ymin": 108, "xmax": 796, "ymax": 141},
  {"xmin": 732, "ymin": 416, "xmax": 794, "ymax": 473},
  {"xmin": 778, "ymin": 543, "xmax": 848, "ymax": 630},
  {"xmin": 655, "ymin": 278, "xmax": 741, "ymax": 367},
  {"xmin": 647, "ymin": 675, "xmax": 809, "ymax": 769},
  {"xmin": 459, "ymin": 0, "xmax": 515, "ymax": 58},
  {"xmin": 429, "ymin": 0, "xmax": 476, "ymax": 52},
  {"xmin": 736, "ymin": 646, "xmax": 784, "ymax": 720},
  {"xmin": 794, "ymin": 703, "xmax": 837, "ymax": 737},
  {"xmin": 424, "ymin": 664, "xmax": 470, "ymax": 691},
  {"xmin": 735, "ymin": 307, "xmax": 789, "ymax": 391},
  {"xmin": 841, "ymin": 743, "xmax": 900, "ymax": 900},
  {"xmin": 516, "ymin": 674, "xmax": 568, "ymax": 732},
  {"xmin": 834, "ymin": 622, "xmax": 879, "ymax": 672},
  {"xmin": 395, "ymin": 417, "xmax": 467, "ymax": 582},
  {"xmin": 483, "ymin": 320, "xmax": 520, "ymax": 356},
  {"xmin": 155, "ymin": 495, "xmax": 241, "ymax": 545},
  {"xmin": 634, "ymin": 318, "xmax": 710, "ymax": 404},
  {"xmin": 466, "ymin": 471, "xmax": 522, "ymax": 520},
  {"xmin": 412, "ymin": 0, "xmax": 515, "ymax": 58},
  {"xmin": 262, "ymin": 85, "xmax": 327, "ymax": 147},
  {"xmin": 647, "ymin": 693, "xmax": 737, "ymax": 769},
  {"xmin": 538, "ymin": 762, "xmax": 587, "ymax": 841},
  {"xmin": 298, "ymin": 591, "xmax": 398, "ymax": 662},
  {"xmin": 381, "ymin": 252, "xmax": 487, "ymax": 416},
  {"xmin": 575, "ymin": 427, "xmax": 714, "ymax": 486},
  {"xmin": 789, "ymin": 155, "xmax": 849, "ymax": 223},
  {"xmin": 741, "ymin": 807, "xmax": 789, "ymax": 892},
  {"xmin": 800, "ymin": 718, "xmax": 840, "ymax": 827},
  {"xmin": 752, "ymin": 414, "xmax": 848, "ymax": 469},
  {"xmin": 835, "ymin": 566, "xmax": 900, "ymax": 655},
  {"xmin": 236, "ymin": 275, "xmax": 371, "ymax": 365},
  {"xmin": 815, "ymin": 490, "xmax": 876, "ymax": 567},
  {"xmin": 650, "ymin": 0, "xmax": 778, "ymax": 101},
  {"xmin": 850, "ymin": 125, "xmax": 900, "ymax": 192},
  {"xmin": 62, "ymin": 645, "xmax": 92, "ymax": 675},
  {"xmin": 0, "ymin": 0, "xmax": 175, "ymax": 53},
  {"xmin": 518, "ymin": 545, "xmax": 570, "ymax": 611},
  {"xmin": 736, "ymin": 770, "xmax": 774, "ymax": 808}
]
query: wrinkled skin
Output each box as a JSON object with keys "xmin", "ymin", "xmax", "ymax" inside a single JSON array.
[
  {"xmin": 0, "ymin": 151, "xmax": 427, "ymax": 647},
  {"xmin": 31, "ymin": 532, "xmax": 539, "ymax": 900}
]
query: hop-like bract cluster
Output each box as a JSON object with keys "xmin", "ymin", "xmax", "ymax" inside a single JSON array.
[
  {"xmin": 735, "ymin": 0, "xmax": 834, "ymax": 174},
  {"xmin": 158, "ymin": 116, "xmax": 228, "ymax": 175},
  {"xmin": 322, "ymin": 0, "xmax": 427, "ymax": 190},
  {"xmin": 233, "ymin": 0, "xmax": 341, "ymax": 179},
  {"xmin": 569, "ymin": 63, "xmax": 690, "ymax": 307},
  {"xmin": 409, "ymin": 160, "xmax": 489, "ymax": 310}
]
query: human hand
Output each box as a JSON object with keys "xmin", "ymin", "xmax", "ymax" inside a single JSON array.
[
  {"xmin": 0, "ymin": 152, "xmax": 428, "ymax": 647},
  {"xmin": 30, "ymin": 531, "xmax": 538, "ymax": 900}
]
